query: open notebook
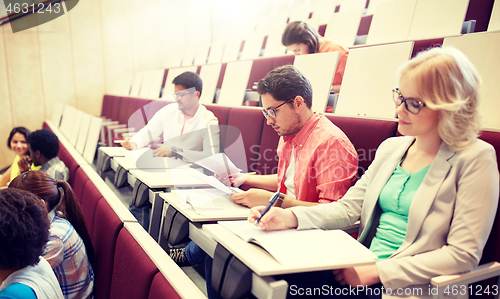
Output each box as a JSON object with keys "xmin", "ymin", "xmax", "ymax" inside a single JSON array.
[{"xmin": 218, "ymin": 220, "xmax": 376, "ymax": 267}]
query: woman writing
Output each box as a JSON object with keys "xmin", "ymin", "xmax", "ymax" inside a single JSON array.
[
  {"xmin": 10, "ymin": 171, "xmax": 94, "ymax": 299},
  {"xmin": 250, "ymin": 47, "xmax": 499, "ymax": 297}
]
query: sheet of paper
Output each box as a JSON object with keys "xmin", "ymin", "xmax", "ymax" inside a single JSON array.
[
  {"xmin": 174, "ymin": 189, "xmax": 250, "ymax": 217},
  {"xmin": 218, "ymin": 220, "xmax": 377, "ymax": 266},
  {"xmin": 188, "ymin": 170, "xmax": 244, "ymax": 195},
  {"xmin": 179, "ymin": 152, "xmax": 241, "ymax": 176}
]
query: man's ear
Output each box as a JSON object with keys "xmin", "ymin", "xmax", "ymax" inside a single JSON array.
[
  {"xmin": 294, "ymin": 96, "xmax": 305, "ymax": 109},
  {"xmin": 195, "ymin": 90, "xmax": 201, "ymax": 100},
  {"xmin": 35, "ymin": 150, "xmax": 42, "ymax": 160}
]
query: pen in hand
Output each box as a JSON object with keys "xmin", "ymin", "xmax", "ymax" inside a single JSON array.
[{"xmin": 255, "ymin": 191, "xmax": 280, "ymax": 224}]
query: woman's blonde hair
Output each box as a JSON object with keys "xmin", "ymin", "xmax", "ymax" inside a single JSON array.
[{"xmin": 397, "ymin": 46, "xmax": 482, "ymax": 151}]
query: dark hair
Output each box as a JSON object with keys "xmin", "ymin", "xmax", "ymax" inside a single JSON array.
[
  {"xmin": 257, "ymin": 65, "xmax": 313, "ymax": 109},
  {"xmin": 7, "ymin": 126, "xmax": 31, "ymax": 149},
  {"xmin": 0, "ymin": 188, "xmax": 50, "ymax": 271},
  {"xmin": 27, "ymin": 129, "xmax": 59, "ymax": 160},
  {"xmin": 172, "ymin": 71, "xmax": 203, "ymax": 96},
  {"xmin": 282, "ymin": 21, "xmax": 320, "ymax": 54},
  {"xmin": 9, "ymin": 171, "xmax": 95, "ymax": 265}
]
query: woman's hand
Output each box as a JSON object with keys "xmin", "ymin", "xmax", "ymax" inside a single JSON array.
[
  {"xmin": 332, "ymin": 265, "xmax": 381, "ymax": 287},
  {"xmin": 248, "ymin": 206, "xmax": 298, "ymax": 231},
  {"xmin": 18, "ymin": 156, "xmax": 31, "ymax": 173}
]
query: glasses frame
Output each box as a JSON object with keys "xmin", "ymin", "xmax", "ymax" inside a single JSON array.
[
  {"xmin": 174, "ymin": 89, "xmax": 195, "ymax": 100},
  {"xmin": 393, "ymin": 87, "xmax": 426, "ymax": 114},
  {"xmin": 262, "ymin": 98, "xmax": 295, "ymax": 119}
]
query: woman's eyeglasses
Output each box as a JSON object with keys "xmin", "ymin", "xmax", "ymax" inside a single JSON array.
[{"xmin": 393, "ymin": 88, "xmax": 426, "ymax": 114}]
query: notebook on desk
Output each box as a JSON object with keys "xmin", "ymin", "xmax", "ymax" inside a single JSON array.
[
  {"xmin": 174, "ymin": 189, "xmax": 249, "ymax": 217},
  {"xmin": 218, "ymin": 220, "xmax": 376, "ymax": 267}
]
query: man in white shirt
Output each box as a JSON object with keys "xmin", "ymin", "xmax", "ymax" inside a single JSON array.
[{"xmin": 121, "ymin": 71, "xmax": 219, "ymax": 157}]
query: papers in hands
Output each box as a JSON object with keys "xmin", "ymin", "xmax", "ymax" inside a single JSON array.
[
  {"xmin": 188, "ymin": 170, "xmax": 244, "ymax": 195},
  {"xmin": 175, "ymin": 189, "xmax": 250, "ymax": 217}
]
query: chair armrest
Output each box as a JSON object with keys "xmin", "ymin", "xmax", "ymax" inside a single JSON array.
[{"xmin": 431, "ymin": 262, "xmax": 500, "ymax": 287}]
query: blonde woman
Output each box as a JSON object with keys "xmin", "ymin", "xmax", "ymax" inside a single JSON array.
[{"xmin": 250, "ymin": 47, "xmax": 499, "ymax": 298}]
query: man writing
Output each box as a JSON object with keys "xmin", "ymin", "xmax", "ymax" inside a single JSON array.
[{"xmin": 121, "ymin": 71, "xmax": 219, "ymax": 157}]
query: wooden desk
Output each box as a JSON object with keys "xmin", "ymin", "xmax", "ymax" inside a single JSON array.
[{"xmin": 203, "ymin": 224, "xmax": 376, "ymax": 277}]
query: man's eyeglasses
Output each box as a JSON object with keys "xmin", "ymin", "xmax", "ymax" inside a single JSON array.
[
  {"xmin": 262, "ymin": 98, "xmax": 294, "ymax": 119},
  {"xmin": 393, "ymin": 88, "xmax": 426, "ymax": 114},
  {"xmin": 174, "ymin": 90, "xmax": 194, "ymax": 100}
]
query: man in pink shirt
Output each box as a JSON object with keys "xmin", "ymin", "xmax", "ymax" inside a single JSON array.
[{"xmin": 227, "ymin": 65, "xmax": 358, "ymax": 208}]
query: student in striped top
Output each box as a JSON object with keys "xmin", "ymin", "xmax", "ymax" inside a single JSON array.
[{"xmin": 10, "ymin": 171, "xmax": 94, "ymax": 299}]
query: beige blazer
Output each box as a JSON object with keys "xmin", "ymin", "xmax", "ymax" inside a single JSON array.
[{"xmin": 291, "ymin": 136, "xmax": 499, "ymax": 291}]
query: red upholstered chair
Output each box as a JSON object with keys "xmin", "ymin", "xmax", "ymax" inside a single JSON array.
[
  {"xmin": 247, "ymin": 57, "xmax": 274, "ymax": 90},
  {"xmin": 272, "ymin": 55, "xmax": 295, "ymax": 69},
  {"xmin": 224, "ymin": 107, "xmax": 265, "ymax": 173},
  {"xmin": 72, "ymin": 167, "xmax": 89, "ymax": 203},
  {"xmin": 92, "ymin": 199, "xmax": 123, "ymax": 299},
  {"xmin": 42, "ymin": 122, "xmax": 51, "ymax": 131},
  {"xmin": 80, "ymin": 180, "xmax": 103, "ymax": 237},
  {"xmin": 109, "ymin": 228, "xmax": 159, "ymax": 299},
  {"xmin": 148, "ymin": 272, "xmax": 182, "ymax": 299},
  {"xmin": 325, "ymin": 115, "xmax": 398, "ymax": 178},
  {"xmin": 205, "ymin": 105, "xmax": 231, "ymax": 151},
  {"xmin": 57, "ymin": 144, "xmax": 79, "ymax": 186},
  {"xmin": 255, "ymin": 119, "xmax": 280, "ymax": 175}
]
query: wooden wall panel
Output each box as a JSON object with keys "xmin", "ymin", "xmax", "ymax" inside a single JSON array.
[
  {"xmin": 0, "ymin": 29, "xmax": 15, "ymax": 169},
  {"xmin": 37, "ymin": 14, "xmax": 77, "ymax": 117},
  {"xmin": 3, "ymin": 21, "xmax": 45, "ymax": 132},
  {"xmin": 68, "ymin": 0, "xmax": 106, "ymax": 116},
  {"xmin": 100, "ymin": 0, "xmax": 134, "ymax": 93},
  {"xmin": 131, "ymin": 0, "xmax": 161, "ymax": 71}
]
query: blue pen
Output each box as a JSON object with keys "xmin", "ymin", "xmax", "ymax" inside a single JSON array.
[{"xmin": 255, "ymin": 191, "xmax": 280, "ymax": 224}]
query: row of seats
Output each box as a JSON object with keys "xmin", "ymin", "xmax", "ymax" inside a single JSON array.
[
  {"xmin": 48, "ymin": 90, "xmax": 500, "ymax": 297},
  {"xmin": 42, "ymin": 121, "xmax": 205, "ymax": 299}
]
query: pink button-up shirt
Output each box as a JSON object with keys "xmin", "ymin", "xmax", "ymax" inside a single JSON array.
[{"xmin": 277, "ymin": 113, "xmax": 358, "ymax": 203}]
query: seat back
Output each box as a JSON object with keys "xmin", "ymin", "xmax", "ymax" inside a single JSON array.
[
  {"xmin": 92, "ymin": 199, "xmax": 123, "ymax": 299},
  {"xmin": 325, "ymin": 115, "xmax": 398, "ymax": 178},
  {"xmin": 109, "ymin": 228, "xmax": 158, "ymax": 299},
  {"xmin": 148, "ymin": 272, "xmax": 182, "ymax": 299}
]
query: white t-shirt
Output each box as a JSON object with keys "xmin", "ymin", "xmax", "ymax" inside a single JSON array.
[{"xmin": 131, "ymin": 103, "xmax": 219, "ymax": 155}]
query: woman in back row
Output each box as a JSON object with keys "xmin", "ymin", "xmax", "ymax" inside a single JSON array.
[
  {"xmin": 10, "ymin": 171, "xmax": 94, "ymax": 299},
  {"xmin": 250, "ymin": 46, "xmax": 499, "ymax": 297},
  {"xmin": 282, "ymin": 21, "xmax": 349, "ymax": 93}
]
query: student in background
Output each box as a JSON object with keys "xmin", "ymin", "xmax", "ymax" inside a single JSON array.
[
  {"xmin": 250, "ymin": 47, "xmax": 499, "ymax": 298},
  {"xmin": 18, "ymin": 129, "xmax": 69, "ymax": 182},
  {"xmin": 120, "ymin": 71, "xmax": 219, "ymax": 157},
  {"xmin": 0, "ymin": 188, "xmax": 64, "ymax": 299},
  {"xmin": 10, "ymin": 171, "xmax": 94, "ymax": 299},
  {"xmin": 0, "ymin": 127, "xmax": 40, "ymax": 186},
  {"xmin": 282, "ymin": 21, "xmax": 349, "ymax": 93}
]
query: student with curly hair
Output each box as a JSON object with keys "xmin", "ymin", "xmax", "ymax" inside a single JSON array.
[
  {"xmin": 0, "ymin": 188, "xmax": 63, "ymax": 299},
  {"xmin": 10, "ymin": 171, "xmax": 94, "ymax": 299},
  {"xmin": 18, "ymin": 129, "xmax": 69, "ymax": 182}
]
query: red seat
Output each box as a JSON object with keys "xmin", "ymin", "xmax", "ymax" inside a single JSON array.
[
  {"xmin": 80, "ymin": 180, "xmax": 103, "ymax": 237},
  {"xmin": 325, "ymin": 115, "xmax": 398, "ymax": 178},
  {"xmin": 72, "ymin": 167, "xmax": 89, "ymax": 203},
  {"xmin": 109, "ymin": 228, "xmax": 158, "ymax": 299},
  {"xmin": 255, "ymin": 119, "xmax": 280, "ymax": 175},
  {"xmin": 57, "ymin": 144, "xmax": 79, "ymax": 186},
  {"xmin": 92, "ymin": 199, "xmax": 123, "ymax": 299},
  {"xmin": 148, "ymin": 272, "xmax": 182, "ymax": 299}
]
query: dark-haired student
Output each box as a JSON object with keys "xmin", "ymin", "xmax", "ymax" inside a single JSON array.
[
  {"xmin": 0, "ymin": 188, "xmax": 64, "ymax": 299},
  {"xmin": 121, "ymin": 71, "xmax": 219, "ymax": 157},
  {"xmin": 282, "ymin": 21, "xmax": 349, "ymax": 93},
  {"xmin": 174, "ymin": 66, "xmax": 358, "ymax": 298},
  {"xmin": 0, "ymin": 127, "xmax": 40, "ymax": 186},
  {"xmin": 18, "ymin": 129, "xmax": 69, "ymax": 182},
  {"xmin": 10, "ymin": 171, "xmax": 94, "ymax": 299},
  {"xmin": 249, "ymin": 47, "xmax": 499, "ymax": 298}
]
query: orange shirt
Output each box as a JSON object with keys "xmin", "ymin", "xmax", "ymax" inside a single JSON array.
[
  {"xmin": 318, "ymin": 38, "xmax": 349, "ymax": 86},
  {"xmin": 276, "ymin": 113, "xmax": 358, "ymax": 203}
]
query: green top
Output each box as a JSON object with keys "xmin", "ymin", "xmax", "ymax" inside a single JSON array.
[{"xmin": 369, "ymin": 162, "xmax": 430, "ymax": 260}]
